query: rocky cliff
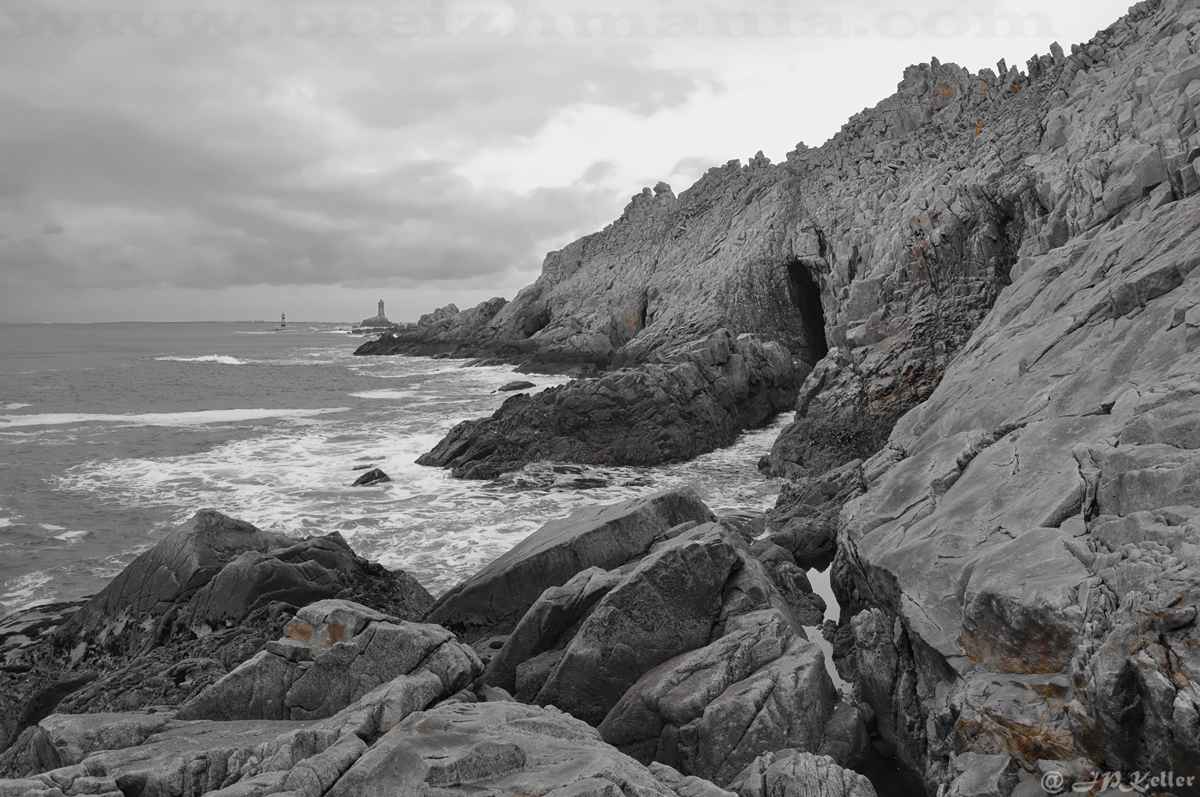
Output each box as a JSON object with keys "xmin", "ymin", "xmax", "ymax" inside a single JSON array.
[
  {"xmin": 4, "ymin": 1, "xmax": 1200, "ymax": 795},
  {"xmin": 370, "ymin": 0, "xmax": 1200, "ymax": 791}
]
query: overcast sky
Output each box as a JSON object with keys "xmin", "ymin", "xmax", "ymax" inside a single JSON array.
[{"xmin": 1, "ymin": 0, "xmax": 1131, "ymax": 323}]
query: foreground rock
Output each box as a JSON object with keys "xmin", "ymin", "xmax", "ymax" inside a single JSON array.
[
  {"xmin": 327, "ymin": 701, "xmax": 703, "ymax": 796},
  {"xmin": 459, "ymin": 493, "xmax": 847, "ymax": 788},
  {"xmin": 426, "ymin": 487, "xmax": 716, "ymax": 635},
  {"xmin": 418, "ymin": 329, "xmax": 798, "ymax": 479},
  {"xmin": 176, "ymin": 599, "xmax": 480, "ymax": 722},
  {"xmin": 350, "ymin": 467, "xmax": 390, "ymax": 486},
  {"xmin": 0, "ymin": 511, "xmax": 432, "ymax": 754},
  {"xmin": 0, "ymin": 698, "xmax": 729, "ymax": 796}
]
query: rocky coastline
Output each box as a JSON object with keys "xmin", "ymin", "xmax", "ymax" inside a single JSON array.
[{"xmin": 6, "ymin": 0, "xmax": 1200, "ymax": 794}]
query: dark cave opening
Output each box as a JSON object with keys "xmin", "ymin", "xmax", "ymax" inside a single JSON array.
[{"xmin": 785, "ymin": 261, "xmax": 829, "ymax": 363}]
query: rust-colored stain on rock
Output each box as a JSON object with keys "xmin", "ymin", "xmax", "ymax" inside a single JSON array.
[{"xmin": 287, "ymin": 622, "xmax": 314, "ymax": 641}]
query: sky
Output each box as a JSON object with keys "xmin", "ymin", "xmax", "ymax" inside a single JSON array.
[{"xmin": 0, "ymin": 0, "xmax": 1133, "ymax": 323}]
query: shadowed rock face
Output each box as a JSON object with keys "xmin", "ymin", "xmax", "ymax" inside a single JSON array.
[
  {"xmin": 832, "ymin": 164, "xmax": 1200, "ymax": 786},
  {"xmin": 425, "ymin": 487, "xmax": 716, "ymax": 636},
  {"xmin": 0, "ymin": 511, "xmax": 432, "ymax": 758},
  {"xmin": 469, "ymin": 514, "xmax": 846, "ymax": 788},
  {"xmin": 417, "ymin": 329, "xmax": 799, "ymax": 479}
]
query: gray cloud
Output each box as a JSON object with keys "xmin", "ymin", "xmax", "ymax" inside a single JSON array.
[{"xmin": 0, "ymin": 0, "xmax": 708, "ymax": 320}]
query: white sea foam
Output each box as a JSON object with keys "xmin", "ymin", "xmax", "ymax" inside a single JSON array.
[
  {"xmin": 53, "ymin": 529, "xmax": 92, "ymax": 542},
  {"xmin": 38, "ymin": 348, "xmax": 783, "ymax": 599},
  {"xmin": 155, "ymin": 354, "xmax": 249, "ymax": 365},
  {"xmin": 56, "ymin": 406, "xmax": 789, "ymax": 595},
  {"xmin": 0, "ymin": 407, "xmax": 349, "ymax": 428},
  {"xmin": 348, "ymin": 388, "xmax": 425, "ymax": 400},
  {"xmin": 0, "ymin": 570, "xmax": 53, "ymax": 612},
  {"xmin": 0, "ymin": 517, "xmax": 12, "ymax": 529},
  {"xmin": 1, "ymin": 403, "xmax": 31, "ymax": 411},
  {"xmin": 39, "ymin": 523, "xmax": 65, "ymax": 531}
]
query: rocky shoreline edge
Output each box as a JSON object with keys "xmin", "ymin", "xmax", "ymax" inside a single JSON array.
[{"xmin": 0, "ymin": 491, "xmax": 899, "ymax": 797}]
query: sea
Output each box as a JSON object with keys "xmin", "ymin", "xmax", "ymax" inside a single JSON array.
[{"xmin": 0, "ymin": 322, "xmax": 800, "ymax": 616}]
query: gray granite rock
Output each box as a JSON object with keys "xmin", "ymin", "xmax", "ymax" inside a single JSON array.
[
  {"xmin": 0, "ymin": 512, "xmax": 433, "ymax": 754},
  {"xmin": 533, "ymin": 526, "xmax": 740, "ymax": 725},
  {"xmin": 177, "ymin": 599, "xmax": 480, "ymax": 722},
  {"xmin": 600, "ymin": 608, "xmax": 836, "ymax": 785},
  {"xmin": 729, "ymin": 750, "xmax": 877, "ymax": 797},
  {"xmin": 833, "ymin": 145, "xmax": 1200, "ymax": 787},
  {"xmin": 425, "ymin": 487, "xmax": 715, "ymax": 635}
]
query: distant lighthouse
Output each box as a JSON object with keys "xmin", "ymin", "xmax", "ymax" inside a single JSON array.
[{"xmin": 377, "ymin": 299, "xmax": 384, "ymax": 318}]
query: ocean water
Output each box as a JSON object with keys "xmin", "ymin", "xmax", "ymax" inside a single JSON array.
[{"xmin": 0, "ymin": 322, "xmax": 792, "ymax": 614}]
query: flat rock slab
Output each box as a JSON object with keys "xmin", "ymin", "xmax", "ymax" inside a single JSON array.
[{"xmin": 425, "ymin": 487, "xmax": 715, "ymax": 634}]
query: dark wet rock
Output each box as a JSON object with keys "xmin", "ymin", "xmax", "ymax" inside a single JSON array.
[
  {"xmin": 491, "ymin": 462, "xmax": 616, "ymax": 491},
  {"xmin": 599, "ymin": 608, "xmax": 836, "ymax": 784},
  {"xmin": 729, "ymin": 750, "xmax": 878, "ymax": 797},
  {"xmin": 497, "ymin": 380, "xmax": 536, "ymax": 392},
  {"xmin": 417, "ymin": 330, "xmax": 797, "ymax": 479},
  {"xmin": 533, "ymin": 527, "xmax": 740, "ymax": 726},
  {"xmin": 472, "ymin": 518, "xmax": 838, "ymax": 785},
  {"xmin": 750, "ymin": 541, "xmax": 827, "ymax": 626},
  {"xmin": 0, "ymin": 511, "xmax": 432, "ymax": 755},
  {"xmin": 62, "ymin": 509, "xmax": 287, "ymax": 647},
  {"xmin": 765, "ymin": 459, "xmax": 866, "ymax": 570},
  {"xmin": 425, "ymin": 487, "xmax": 715, "ymax": 636},
  {"xmin": 481, "ymin": 567, "xmax": 619, "ymax": 694},
  {"xmin": 350, "ymin": 467, "xmax": 390, "ymax": 486}
]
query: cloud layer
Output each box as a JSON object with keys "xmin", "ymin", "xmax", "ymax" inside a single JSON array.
[{"xmin": 0, "ymin": 0, "xmax": 1132, "ymax": 322}]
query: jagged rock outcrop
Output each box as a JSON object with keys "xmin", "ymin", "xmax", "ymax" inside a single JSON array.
[
  {"xmin": 417, "ymin": 329, "xmax": 798, "ymax": 479},
  {"xmin": 0, "ymin": 511, "xmax": 432, "ymax": 756},
  {"xmin": 830, "ymin": 124, "xmax": 1200, "ymax": 791},
  {"xmin": 465, "ymin": 504, "xmax": 845, "ymax": 788}
]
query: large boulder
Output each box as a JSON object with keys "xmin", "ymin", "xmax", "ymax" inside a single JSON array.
[
  {"xmin": 325, "ymin": 701, "xmax": 700, "ymax": 796},
  {"xmin": 425, "ymin": 487, "xmax": 715, "ymax": 635},
  {"xmin": 531, "ymin": 526, "xmax": 741, "ymax": 725},
  {"xmin": 0, "ymin": 512, "xmax": 433, "ymax": 752},
  {"xmin": 177, "ymin": 599, "xmax": 481, "ymax": 722},
  {"xmin": 417, "ymin": 330, "xmax": 798, "ymax": 479},
  {"xmin": 59, "ymin": 510, "xmax": 287, "ymax": 647},
  {"xmin": 474, "ymin": 520, "xmax": 841, "ymax": 785},
  {"xmin": 599, "ymin": 608, "xmax": 837, "ymax": 784}
]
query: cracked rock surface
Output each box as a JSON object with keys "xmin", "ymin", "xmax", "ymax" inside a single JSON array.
[{"xmin": 832, "ymin": 147, "xmax": 1200, "ymax": 789}]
